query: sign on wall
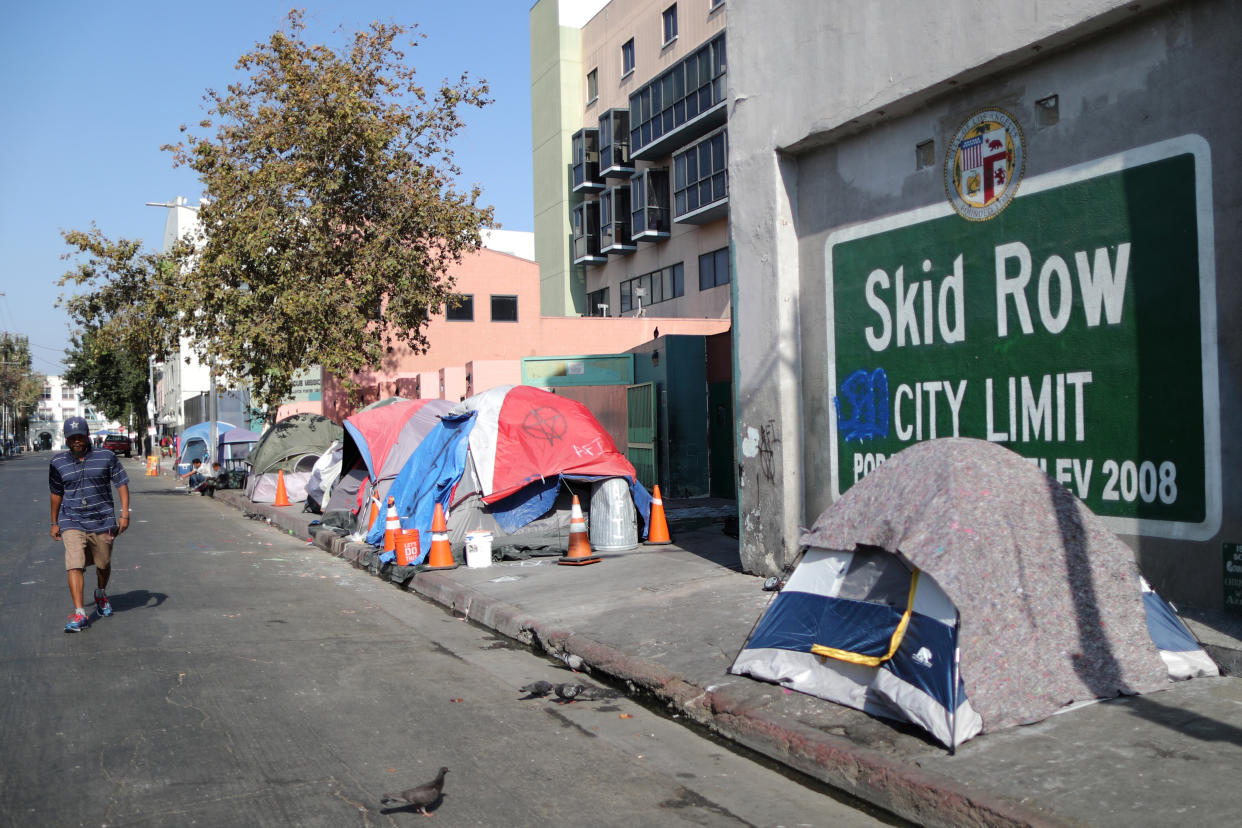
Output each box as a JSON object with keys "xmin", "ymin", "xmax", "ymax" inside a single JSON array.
[
  {"xmin": 287, "ymin": 365, "xmax": 323, "ymax": 402},
  {"xmin": 825, "ymin": 135, "xmax": 1219, "ymax": 540}
]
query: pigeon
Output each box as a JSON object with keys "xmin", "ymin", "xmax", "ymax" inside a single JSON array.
[
  {"xmin": 554, "ymin": 682, "xmax": 585, "ymax": 702},
  {"xmin": 519, "ymin": 680, "xmax": 554, "ymax": 698},
  {"xmin": 555, "ymin": 652, "xmax": 585, "ymax": 672},
  {"xmin": 381, "ymin": 766, "xmax": 449, "ymax": 815}
]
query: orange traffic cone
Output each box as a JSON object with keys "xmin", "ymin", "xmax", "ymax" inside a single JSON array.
[
  {"xmin": 424, "ymin": 502, "xmax": 458, "ymax": 570},
  {"xmin": 559, "ymin": 494, "xmax": 600, "ymax": 565},
  {"xmin": 383, "ymin": 496, "xmax": 401, "ymax": 553},
  {"xmin": 367, "ymin": 494, "xmax": 380, "ymax": 535},
  {"xmin": 645, "ymin": 485, "xmax": 672, "ymax": 545},
  {"xmin": 273, "ymin": 470, "xmax": 291, "ymax": 507}
]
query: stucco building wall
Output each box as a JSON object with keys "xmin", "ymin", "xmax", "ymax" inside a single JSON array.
[{"xmin": 729, "ymin": 0, "xmax": 1240, "ymax": 609}]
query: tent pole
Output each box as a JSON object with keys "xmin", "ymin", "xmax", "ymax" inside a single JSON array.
[{"xmin": 949, "ymin": 610, "xmax": 961, "ymax": 755}]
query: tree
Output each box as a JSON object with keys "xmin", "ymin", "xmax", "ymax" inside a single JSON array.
[
  {"xmin": 60, "ymin": 10, "xmax": 494, "ymax": 415},
  {"xmin": 62, "ymin": 328, "xmax": 150, "ymax": 434},
  {"xmin": 0, "ymin": 333, "xmax": 42, "ymax": 443}
]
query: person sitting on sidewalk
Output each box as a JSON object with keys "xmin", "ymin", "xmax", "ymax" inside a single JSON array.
[
  {"xmin": 180, "ymin": 458, "xmax": 204, "ymax": 494},
  {"xmin": 191, "ymin": 462, "xmax": 222, "ymax": 497}
]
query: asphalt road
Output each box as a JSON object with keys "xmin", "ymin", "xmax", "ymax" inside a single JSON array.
[{"xmin": 0, "ymin": 453, "xmax": 899, "ymax": 827}]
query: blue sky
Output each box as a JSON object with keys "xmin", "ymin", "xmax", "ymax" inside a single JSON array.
[{"xmin": 0, "ymin": 1, "xmax": 534, "ymax": 374}]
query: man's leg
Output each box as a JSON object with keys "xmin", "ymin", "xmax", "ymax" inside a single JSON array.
[
  {"xmin": 67, "ymin": 568, "xmax": 85, "ymax": 610},
  {"xmin": 91, "ymin": 534, "xmax": 114, "ymax": 617}
]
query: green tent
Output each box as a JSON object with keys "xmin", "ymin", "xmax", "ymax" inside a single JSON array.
[
  {"xmin": 248, "ymin": 413, "xmax": 344, "ymax": 475},
  {"xmin": 244, "ymin": 413, "xmax": 344, "ymax": 504}
]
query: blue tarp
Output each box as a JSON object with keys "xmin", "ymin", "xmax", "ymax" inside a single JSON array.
[{"xmin": 369, "ymin": 412, "xmax": 476, "ymax": 562}]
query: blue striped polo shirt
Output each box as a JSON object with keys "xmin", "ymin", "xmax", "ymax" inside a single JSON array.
[{"xmin": 49, "ymin": 448, "xmax": 130, "ymax": 533}]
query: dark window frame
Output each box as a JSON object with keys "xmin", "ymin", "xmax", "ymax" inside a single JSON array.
[
  {"xmin": 674, "ymin": 128, "xmax": 728, "ymax": 218},
  {"xmin": 662, "ymin": 4, "xmax": 678, "ymax": 45},
  {"xmin": 445, "ymin": 294, "xmax": 474, "ymax": 321},
  {"xmin": 490, "ymin": 294, "xmax": 518, "ymax": 322},
  {"xmin": 698, "ymin": 246, "xmax": 730, "ymax": 290},
  {"xmin": 620, "ymin": 262, "xmax": 684, "ymax": 312},
  {"xmin": 587, "ymin": 286, "xmax": 611, "ymax": 317}
]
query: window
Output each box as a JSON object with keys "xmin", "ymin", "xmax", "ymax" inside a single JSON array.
[
  {"xmin": 621, "ymin": 38, "xmax": 635, "ymax": 77},
  {"xmin": 630, "ymin": 167, "xmax": 671, "ymax": 240},
  {"xmin": 588, "ymin": 286, "xmax": 611, "ymax": 317},
  {"xmin": 710, "ymin": 0, "xmax": 725, "ymax": 9},
  {"xmin": 662, "ymin": 4, "xmax": 678, "ymax": 45},
  {"xmin": 572, "ymin": 201, "xmax": 605, "ymax": 264},
  {"xmin": 598, "ymin": 109, "xmax": 632, "ymax": 176},
  {"xmin": 698, "ymin": 247, "xmax": 730, "ymax": 290},
  {"xmin": 571, "ymin": 127, "xmax": 602, "ymax": 192},
  {"xmin": 445, "ymin": 294, "xmax": 474, "ymax": 321},
  {"xmin": 600, "ymin": 185, "xmax": 634, "ymax": 253},
  {"xmin": 490, "ymin": 295, "xmax": 518, "ymax": 322},
  {"xmin": 673, "ymin": 128, "xmax": 728, "ymax": 219},
  {"xmin": 620, "ymin": 263, "xmax": 684, "ymax": 312},
  {"xmin": 628, "ymin": 33, "xmax": 726, "ymax": 158},
  {"xmin": 586, "ymin": 68, "xmax": 598, "ymax": 104}
]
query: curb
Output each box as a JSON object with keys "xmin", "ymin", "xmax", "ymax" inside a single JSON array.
[{"xmin": 214, "ymin": 489, "xmax": 1072, "ymax": 828}]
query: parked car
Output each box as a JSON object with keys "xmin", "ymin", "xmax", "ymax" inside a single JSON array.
[{"xmin": 102, "ymin": 434, "xmax": 132, "ymax": 458}]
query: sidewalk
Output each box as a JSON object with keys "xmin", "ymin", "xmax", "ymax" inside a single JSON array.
[{"xmin": 209, "ymin": 482, "xmax": 1242, "ymax": 828}]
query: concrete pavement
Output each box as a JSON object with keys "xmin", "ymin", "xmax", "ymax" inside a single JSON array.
[{"xmin": 201, "ymin": 477, "xmax": 1242, "ymax": 828}]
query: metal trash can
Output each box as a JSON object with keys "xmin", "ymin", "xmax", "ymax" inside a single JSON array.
[{"xmin": 589, "ymin": 477, "xmax": 638, "ymax": 551}]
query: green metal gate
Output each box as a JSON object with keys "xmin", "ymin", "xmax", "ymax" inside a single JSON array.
[{"xmin": 626, "ymin": 382, "xmax": 657, "ymax": 490}]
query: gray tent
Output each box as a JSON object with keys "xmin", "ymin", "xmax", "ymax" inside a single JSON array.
[
  {"xmin": 245, "ymin": 413, "xmax": 344, "ymax": 504},
  {"xmin": 732, "ymin": 438, "xmax": 1217, "ymax": 748},
  {"xmin": 324, "ymin": 399, "xmax": 455, "ymax": 534}
]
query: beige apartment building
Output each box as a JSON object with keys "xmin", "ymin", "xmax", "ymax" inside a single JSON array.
[{"xmin": 531, "ymin": 0, "xmax": 730, "ymax": 322}]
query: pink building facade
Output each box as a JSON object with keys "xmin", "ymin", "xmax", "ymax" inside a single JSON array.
[{"xmin": 284, "ymin": 246, "xmax": 728, "ymax": 422}]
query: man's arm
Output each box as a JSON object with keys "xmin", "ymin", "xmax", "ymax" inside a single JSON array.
[
  {"xmin": 50, "ymin": 492, "xmax": 63, "ymax": 539},
  {"xmin": 115, "ymin": 483, "xmax": 131, "ymax": 534}
]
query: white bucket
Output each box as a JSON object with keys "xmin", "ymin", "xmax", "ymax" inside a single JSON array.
[{"xmin": 465, "ymin": 531, "xmax": 494, "ymax": 568}]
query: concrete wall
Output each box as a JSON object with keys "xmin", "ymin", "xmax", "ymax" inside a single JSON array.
[{"xmin": 729, "ymin": 0, "xmax": 1240, "ymax": 609}]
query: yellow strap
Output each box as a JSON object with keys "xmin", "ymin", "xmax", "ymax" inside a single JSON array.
[{"xmin": 810, "ymin": 569, "xmax": 920, "ymax": 667}]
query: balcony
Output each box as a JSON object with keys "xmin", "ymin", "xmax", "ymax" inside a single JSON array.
[
  {"xmin": 630, "ymin": 167, "xmax": 671, "ymax": 242},
  {"xmin": 600, "ymin": 185, "xmax": 636, "ymax": 255},
  {"xmin": 629, "ymin": 33, "xmax": 726, "ymax": 162},
  {"xmin": 572, "ymin": 201, "xmax": 607, "ymax": 265},
  {"xmin": 598, "ymin": 108, "xmax": 634, "ymax": 179},
  {"xmin": 673, "ymin": 128, "xmax": 728, "ymax": 225},
  {"xmin": 571, "ymin": 128, "xmax": 604, "ymax": 193}
]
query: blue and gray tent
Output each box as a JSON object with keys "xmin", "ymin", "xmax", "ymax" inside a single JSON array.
[{"xmin": 731, "ymin": 438, "xmax": 1217, "ymax": 749}]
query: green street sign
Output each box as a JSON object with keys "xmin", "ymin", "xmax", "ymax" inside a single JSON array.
[
  {"xmin": 825, "ymin": 136, "xmax": 1219, "ymax": 541},
  {"xmin": 1225, "ymin": 543, "xmax": 1242, "ymax": 613}
]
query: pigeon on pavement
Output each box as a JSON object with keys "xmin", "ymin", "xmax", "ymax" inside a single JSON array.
[
  {"xmin": 381, "ymin": 766, "xmax": 449, "ymax": 816},
  {"xmin": 519, "ymin": 680, "xmax": 554, "ymax": 698},
  {"xmin": 554, "ymin": 683, "xmax": 585, "ymax": 703},
  {"xmin": 555, "ymin": 652, "xmax": 585, "ymax": 672}
]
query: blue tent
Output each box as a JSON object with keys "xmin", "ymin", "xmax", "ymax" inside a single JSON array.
[
  {"xmin": 176, "ymin": 421, "xmax": 236, "ymax": 475},
  {"xmin": 731, "ymin": 438, "xmax": 1219, "ymax": 750}
]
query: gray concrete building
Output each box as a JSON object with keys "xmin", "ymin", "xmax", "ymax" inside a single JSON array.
[{"xmin": 728, "ymin": 0, "xmax": 1240, "ymax": 609}]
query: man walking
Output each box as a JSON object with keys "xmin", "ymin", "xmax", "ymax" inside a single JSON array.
[{"xmin": 49, "ymin": 417, "xmax": 130, "ymax": 633}]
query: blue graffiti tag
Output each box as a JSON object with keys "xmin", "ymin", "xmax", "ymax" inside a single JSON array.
[{"xmin": 834, "ymin": 368, "xmax": 890, "ymax": 443}]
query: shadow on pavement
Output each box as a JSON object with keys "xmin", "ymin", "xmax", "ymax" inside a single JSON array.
[
  {"xmin": 1121, "ymin": 691, "xmax": 1242, "ymax": 747},
  {"xmin": 109, "ymin": 589, "xmax": 169, "ymax": 613}
]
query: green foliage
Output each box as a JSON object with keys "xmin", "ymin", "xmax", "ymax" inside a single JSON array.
[
  {"xmin": 62, "ymin": 329, "xmax": 150, "ymax": 430},
  {"xmin": 0, "ymin": 334, "xmax": 43, "ymax": 436},
  {"xmin": 60, "ymin": 10, "xmax": 495, "ymax": 413}
]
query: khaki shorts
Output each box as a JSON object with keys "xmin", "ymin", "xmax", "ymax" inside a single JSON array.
[{"xmin": 62, "ymin": 530, "xmax": 114, "ymax": 571}]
